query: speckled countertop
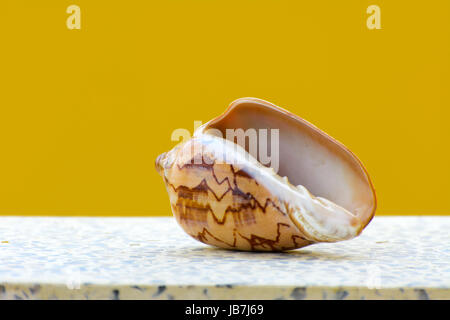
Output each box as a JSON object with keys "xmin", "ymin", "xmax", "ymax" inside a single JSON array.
[{"xmin": 0, "ymin": 216, "xmax": 449, "ymax": 300}]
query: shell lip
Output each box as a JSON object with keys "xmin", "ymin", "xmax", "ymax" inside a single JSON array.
[{"xmin": 198, "ymin": 97, "xmax": 377, "ymax": 230}]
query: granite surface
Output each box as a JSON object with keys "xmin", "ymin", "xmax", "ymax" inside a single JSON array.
[{"xmin": 0, "ymin": 216, "xmax": 449, "ymax": 300}]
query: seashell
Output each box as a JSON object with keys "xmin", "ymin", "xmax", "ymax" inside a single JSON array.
[{"xmin": 156, "ymin": 98, "xmax": 376, "ymax": 251}]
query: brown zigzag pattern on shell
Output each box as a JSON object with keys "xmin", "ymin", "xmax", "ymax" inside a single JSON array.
[
  {"xmin": 164, "ymin": 159, "xmax": 312, "ymax": 250},
  {"xmin": 166, "ymin": 178, "xmax": 286, "ymax": 226},
  {"xmin": 192, "ymin": 222, "xmax": 307, "ymax": 251},
  {"xmin": 173, "ymin": 159, "xmax": 286, "ymax": 216}
]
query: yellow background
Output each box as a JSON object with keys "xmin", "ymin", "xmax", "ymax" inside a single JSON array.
[{"xmin": 0, "ymin": 1, "xmax": 449, "ymax": 216}]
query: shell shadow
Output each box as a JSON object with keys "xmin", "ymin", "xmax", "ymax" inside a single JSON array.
[
  {"xmin": 169, "ymin": 245, "xmax": 365, "ymax": 262},
  {"xmin": 281, "ymin": 249, "xmax": 362, "ymax": 261}
]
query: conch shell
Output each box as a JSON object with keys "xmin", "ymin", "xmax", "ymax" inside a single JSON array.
[{"xmin": 156, "ymin": 98, "xmax": 376, "ymax": 251}]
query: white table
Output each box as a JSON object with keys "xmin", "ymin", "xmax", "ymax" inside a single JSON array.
[{"xmin": 0, "ymin": 216, "xmax": 449, "ymax": 299}]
